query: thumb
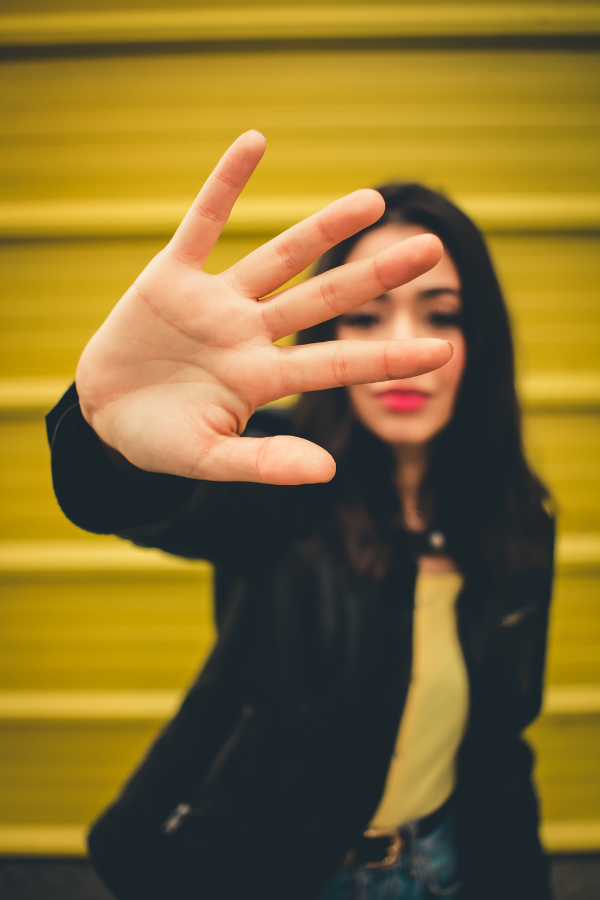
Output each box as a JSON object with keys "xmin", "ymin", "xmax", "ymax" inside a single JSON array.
[{"xmin": 203, "ymin": 434, "xmax": 336, "ymax": 485}]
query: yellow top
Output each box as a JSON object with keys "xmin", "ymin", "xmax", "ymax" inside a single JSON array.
[{"xmin": 370, "ymin": 570, "xmax": 469, "ymax": 828}]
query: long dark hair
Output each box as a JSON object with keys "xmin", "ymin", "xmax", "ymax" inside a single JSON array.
[{"xmin": 294, "ymin": 183, "xmax": 551, "ymax": 581}]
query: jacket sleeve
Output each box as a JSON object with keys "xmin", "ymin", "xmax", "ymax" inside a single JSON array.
[
  {"xmin": 522, "ymin": 514, "xmax": 556, "ymax": 729},
  {"xmin": 479, "ymin": 512, "xmax": 556, "ymax": 737},
  {"xmin": 509, "ymin": 512, "xmax": 556, "ymax": 733},
  {"xmin": 455, "ymin": 516, "xmax": 556, "ymax": 900},
  {"xmin": 46, "ymin": 383, "xmax": 302, "ymax": 567}
]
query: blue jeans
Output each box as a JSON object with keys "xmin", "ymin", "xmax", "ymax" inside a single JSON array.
[{"xmin": 319, "ymin": 812, "xmax": 460, "ymax": 900}]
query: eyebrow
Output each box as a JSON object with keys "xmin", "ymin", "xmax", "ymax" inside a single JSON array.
[
  {"xmin": 417, "ymin": 287, "xmax": 462, "ymax": 300},
  {"xmin": 374, "ymin": 287, "xmax": 462, "ymax": 302}
]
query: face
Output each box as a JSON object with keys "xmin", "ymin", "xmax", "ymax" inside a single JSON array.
[{"xmin": 336, "ymin": 223, "xmax": 466, "ymax": 448}]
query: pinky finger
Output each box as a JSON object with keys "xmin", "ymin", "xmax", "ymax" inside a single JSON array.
[{"xmin": 266, "ymin": 338, "xmax": 453, "ymax": 398}]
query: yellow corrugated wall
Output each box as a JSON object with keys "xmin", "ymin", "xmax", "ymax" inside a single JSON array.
[{"xmin": 0, "ymin": 1, "xmax": 599, "ymax": 856}]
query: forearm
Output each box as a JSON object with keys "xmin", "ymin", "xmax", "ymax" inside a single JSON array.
[{"xmin": 47, "ymin": 384, "xmax": 300, "ymax": 565}]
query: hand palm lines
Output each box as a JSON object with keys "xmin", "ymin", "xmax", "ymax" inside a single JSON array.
[
  {"xmin": 77, "ymin": 131, "xmax": 451, "ymax": 484},
  {"xmin": 135, "ymin": 251, "xmax": 305, "ymax": 412}
]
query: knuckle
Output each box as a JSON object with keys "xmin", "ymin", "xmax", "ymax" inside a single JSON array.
[
  {"xmin": 319, "ymin": 276, "xmax": 343, "ymax": 316},
  {"xmin": 274, "ymin": 238, "xmax": 297, "ymax": 274},
  {"xmin": 382, "ymin": 344, "xmax": 395, "ymax": 380},
  {"xmin": 213, "ymin": 168, "xmax": 240, "ymax": 191},
  {"xmin": 372, "ymin": 255, "xmax": 396, "ymax": 293},
  {"xmin": 254, "ymin": 437, "xmax": 272, "ymax": 481},
  {"xmin": 315, "ymin": 212, "xmax": 335, "ymax": 244},
  {"xmin": 193, "ymin": 201, "xmax": 228, "ymax": 226},
  {"xmin": 222, "ymin": 267, "xmax": 248, "ymax": 295},
  {"xmin": 275, "ymin": 347, "xmax": 293, "ymax": 396},
  {"xmin": 167, "ymin": 241, "xmax": 197, "ymax": 266},
  {"xmin": 260, "ymin": 298, "xmax": 287, "ymax": 339},
  {"xmin": 331, "ymin": 346, "xmax": 351, "ymax": 386}
]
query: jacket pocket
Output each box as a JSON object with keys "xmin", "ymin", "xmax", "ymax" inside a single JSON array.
[
  {"xmin": 495, "ymin": 600, "xmax": 539, "ymax": 628},
  {"xmin": 490, "ymin": 595, "xmax": 547, "ymax": 730}
]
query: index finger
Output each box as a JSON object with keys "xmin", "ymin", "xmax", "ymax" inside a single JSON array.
[{"xmin": 168, "ymin": 131, "xmax": 266, "ymax": 266}]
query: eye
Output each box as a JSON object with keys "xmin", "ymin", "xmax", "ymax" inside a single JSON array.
[
  {"xmin": 341, "ymin": 312, "xmax": 381, "ymax": 328},
  {"xmin": 427, "ymin": 311, "xmax": 463, "ymax": 328}
]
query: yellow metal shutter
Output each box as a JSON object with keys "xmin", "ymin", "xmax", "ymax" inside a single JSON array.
[{"xmin": 0, "ymin": 2, "xmax": 599, "ymax": 855}]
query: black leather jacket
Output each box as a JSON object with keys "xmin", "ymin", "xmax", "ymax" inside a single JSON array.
[{"xmin": 47, "ymin": 385, "xmax": 555, "ymax": 900}]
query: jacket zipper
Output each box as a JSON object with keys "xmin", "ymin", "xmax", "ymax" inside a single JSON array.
[
  {"xmin": 162, "ymin": 802, "xmax": 191, "ymax": 835},
  {"xmin": 161, "ymin": 704, "xmax": 255, "ymax": 836}
]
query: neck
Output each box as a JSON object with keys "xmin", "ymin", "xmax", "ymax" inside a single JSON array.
[{"xmin": 394, "ymin": 443, "xmax": 430, "ymax": 532}]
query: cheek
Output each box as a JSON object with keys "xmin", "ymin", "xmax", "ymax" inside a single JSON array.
[
  {"xmin": 438, "ymin": 334, "xmax": 466, "ymax": 404},
  {"xmin": 346, "ymin": 384, "xmax": 381, "ymax": 432}
]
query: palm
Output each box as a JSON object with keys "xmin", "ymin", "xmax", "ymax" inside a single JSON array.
[{"xmin": 76, "ymin": 132, "xmax": 451, "ymax": 485}]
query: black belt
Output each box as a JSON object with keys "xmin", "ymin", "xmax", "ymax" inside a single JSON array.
[{"xmin": 344, "ymin": 797, "xmax": 452, "ymax": 870}]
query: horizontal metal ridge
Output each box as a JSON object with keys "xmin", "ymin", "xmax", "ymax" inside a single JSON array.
[
  {"xmin": 0, "ymin": 819, "xmax": 597, "ymax": 856},
  {"xmin": 0, "ymin": 534, "xmax": 598, "ymax": 576},
  {"xmin": 0, "ymin": 690, "xmax": 182, "ymax": 721},
  {"xmin": 0, "ymin": 540, "xmax": 212, "ymax": 577},
  {"xmin": 518, "ymin": 371, "xmax": 600, "ymax": 410},
  {"xmin": 0, "ymin": 817, "xmax": 598, "ymax": 856},
  {"xmin": 541, "ymin": 820, "xmax": 600, "ymax": 853},
  {"xmin": 0, "ymin": 825, "xmax": 87, "ymax": 856},
  {"xmin": 0, "ymin": 377, "xmax": 72, "ymax": 414},
  {"xmin": 1, "ymin": 195, "xmax": 599, "ymax": 241},
  {"xmin": 2, "ymin": 372, "xmax": 600, "ymax": 419},
  {"xmin": 543, "ymin": 685, "xmax": 600, "ymax": 715},
  {"xmin": 1, "ymin": 6, "xmax": 599, "ymax": 49},
  {"xmin": 557, "ymin": 533, "xmax": 600, "ymax": 570},
  {"xmin": 0, "ymin": 685, "xmax": 597, "ymax": 722}
]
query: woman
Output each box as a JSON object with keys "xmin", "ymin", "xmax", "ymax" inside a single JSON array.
[{"xmin": 47, "ymin": 132, "xmax": 554, "ymax": 900}]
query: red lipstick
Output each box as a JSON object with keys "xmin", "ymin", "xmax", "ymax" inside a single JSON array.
[{"xmin": 376, "ymin": 389, "xmax": 429, "ymax": 412}]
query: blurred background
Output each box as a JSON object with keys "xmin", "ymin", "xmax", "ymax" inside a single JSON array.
[{"xmin": 0, "ymin": 0, "xmax": 599, "ymax": 895}]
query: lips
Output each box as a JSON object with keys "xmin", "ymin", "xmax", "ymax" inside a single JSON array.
[{"xmin": 376, "ymin": 389, "xmax": 430, "ymax": 412}]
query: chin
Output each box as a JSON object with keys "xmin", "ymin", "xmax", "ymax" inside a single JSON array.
[
  {"xmin": 362, "ymin": 420, "xmax": 430, "ymax": 447},
  {"xmin": 357, "ymin": 409, "xmax": 450, "ymax": 448},
  {"xmin": 379, "ymin": 427, "xmax": 437, "ymax": 447}
]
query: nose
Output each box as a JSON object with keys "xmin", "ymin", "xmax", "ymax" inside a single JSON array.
[{"xmin": 389, "ymin": 309, "xmax": 418, "ymax": 341}]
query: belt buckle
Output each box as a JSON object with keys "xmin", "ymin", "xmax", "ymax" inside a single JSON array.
[{"xmin": 362, "ymin": 827, "xmax": 402, "ymax": 869}]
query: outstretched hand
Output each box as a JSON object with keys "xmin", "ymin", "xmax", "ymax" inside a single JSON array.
[{"xmin": 76, "ymin": 131, "xmax": 452, "ymax": 485}]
